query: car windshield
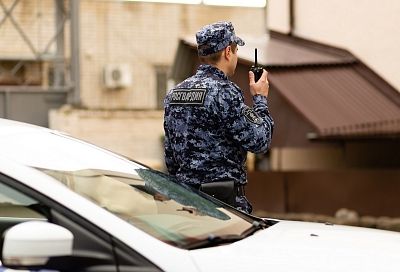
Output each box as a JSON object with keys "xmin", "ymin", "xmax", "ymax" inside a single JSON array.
[
  {"xmin": 0, "ymin": 129, "xmax": 255, "ymax": 248},
  {"xmin": 40, "ymin": 167, "xmax": 254, "ymax": 247}
]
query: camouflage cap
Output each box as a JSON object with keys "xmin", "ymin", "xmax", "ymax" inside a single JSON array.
[{"xmin": 196, "ymin": 21, "xmax": 245, "ymax": 56}]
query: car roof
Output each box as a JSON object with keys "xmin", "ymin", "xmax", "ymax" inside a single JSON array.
[
  {"xmin": 0, "ymin": 118, "xmax": 50, "ymax": 136},
  {"xmin": 0, "ymin": 118, "xmax": 143, "ymax": 173}
]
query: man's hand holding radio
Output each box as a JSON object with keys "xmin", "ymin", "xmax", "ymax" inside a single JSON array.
[{"xmin": 249, "ymin": 69, "xmax": 269, "ymax": 97}]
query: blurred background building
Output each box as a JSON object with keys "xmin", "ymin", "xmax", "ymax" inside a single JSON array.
[
  {"xmin": 0, "ymin": 0, "xmax": 267, "ymax": 168},
  {"xmin": 1, "ymin": 0, "xmax": 399, "ymax": 218}
]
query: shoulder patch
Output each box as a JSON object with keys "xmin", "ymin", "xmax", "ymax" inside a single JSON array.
[
  {"xmin": 169, "ymin": 88, "xmax": 207, "ymax": 105},
  {"xmin": 242, "ymin": 107, "xmax": 263, "ymax": 125}
]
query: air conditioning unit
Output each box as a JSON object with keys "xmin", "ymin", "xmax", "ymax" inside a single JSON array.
[{"xmin": 103, "ymin": 64, "xmax": 132, "ymax": 89}]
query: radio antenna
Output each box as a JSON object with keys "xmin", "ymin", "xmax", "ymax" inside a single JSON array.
[{"xmin": 254, "ymin": 48, "xmax": 258, "ymax": 66}]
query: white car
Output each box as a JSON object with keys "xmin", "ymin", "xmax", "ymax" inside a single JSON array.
[{"xmin": 1, "ymin": 118, "xmax": 400, "ymax": 272}]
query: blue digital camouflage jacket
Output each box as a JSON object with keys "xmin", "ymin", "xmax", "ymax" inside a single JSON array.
[{"xmin": 164, "ymin": 64, "xmax": 274, "ymax": 185}]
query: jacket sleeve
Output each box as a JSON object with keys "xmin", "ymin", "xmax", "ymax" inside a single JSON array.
[{"xmin": 217, "ymin": 89, "xmax": 274, "ymax": 154}]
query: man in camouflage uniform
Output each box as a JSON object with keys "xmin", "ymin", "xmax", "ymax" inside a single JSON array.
[{"xmin": 164, "ymin": 21, "xmax": 274, "ymax": 213}]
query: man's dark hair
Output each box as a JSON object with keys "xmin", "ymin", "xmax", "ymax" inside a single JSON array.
[
  {"xmin": 199, "ymin": 49, "xmax": 223, "ymax": 65},
  {"xmin": 199, "ymin": 43, "xmax": 237, "ymax": 65}
]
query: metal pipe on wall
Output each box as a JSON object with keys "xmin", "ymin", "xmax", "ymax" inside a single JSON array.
[
  {"xmin": 289, "ymin": 0, "xmax": 295, "ymax": 36},
  {"xmin": 70, "ymin": 0, "xmax": 81, "ymax": 106},
  {"xmin": 54, "ymin": 0, "xmax": 65, "ymax": 88}
]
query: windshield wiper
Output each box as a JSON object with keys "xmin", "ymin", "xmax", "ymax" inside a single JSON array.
[
  {"xmin": 185, "ymin": 220, "xmax": 268, "ymax": 250},
  {"xmin": 185, "ymin": 234, "xmax": 243, "ymax": 250},
  {"xmin": 240, "ymin": 220, "xmax": 268, "ymax": 237}
]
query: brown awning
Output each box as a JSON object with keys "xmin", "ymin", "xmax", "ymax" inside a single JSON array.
[
  {"xmin": 181, "ymin": 33, "xmax": 356, "ymax": 67},
  {"xmin": 270, "ymin": 66, "xmax": 400, "ymax": 138}
]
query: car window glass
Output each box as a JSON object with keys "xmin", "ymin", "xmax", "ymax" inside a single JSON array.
[
  {"xmin": 0, "ymin": 182, "xmax": 44, "ymax": 218},
  {"xmin": 0, "ymin": 182, "xmax": 46, "ymax": 240}
]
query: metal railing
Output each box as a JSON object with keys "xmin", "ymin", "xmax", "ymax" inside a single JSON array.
[{"xmin": 0, "ymin": 0, "xmax": 80, "ymax": 126}]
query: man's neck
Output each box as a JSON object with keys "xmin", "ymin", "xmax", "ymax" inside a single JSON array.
[{"xmin": 212, "ymin": 62, "xmax": 229, "ymax": 77}]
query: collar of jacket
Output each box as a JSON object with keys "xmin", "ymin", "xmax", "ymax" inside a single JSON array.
[{"xmin": 197, "ymin": 64, "xmax": 228, "ymax": 80}]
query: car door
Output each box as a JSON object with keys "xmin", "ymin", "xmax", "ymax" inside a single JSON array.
[{"xmin": 0, "ymin": 173, "xmax": 162, "ymax": 272}]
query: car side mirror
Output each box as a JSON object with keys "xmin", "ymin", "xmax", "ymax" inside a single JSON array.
[{"xmin": 1, "ymin": 221, "xmax": 73, "ymax": 268}]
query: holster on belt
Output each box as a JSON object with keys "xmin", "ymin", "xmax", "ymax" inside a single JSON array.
[{"xmin": 199, "ymin": 180, "xmax": 239, "ymax": 206}]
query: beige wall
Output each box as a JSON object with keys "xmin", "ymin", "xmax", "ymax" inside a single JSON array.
[
  {"xmin": 267, "ymin": 0, "xmax": 290, "ymax": 34},
  {"xmin": 270, "ymin": 147, "xmax": 345, "ymax": 171},
  {"xmin": 49, "ymin": 107, "xmax": 165, "ymax": 169},
  {"xmin": 80, "ymin": 1, "xmax": 181, "ymax": 109},
  {"xmin": 267, "ymin": 0, "xmax": 400, "ymax": 92},
  {"xmin": 80, "ymin": 1, "xmax": 266, "ymax": 109}
]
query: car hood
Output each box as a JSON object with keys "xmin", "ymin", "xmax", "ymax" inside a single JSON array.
[{"xmin": 189, "ymin": 220, "xmax": 400, "ymax": 272}]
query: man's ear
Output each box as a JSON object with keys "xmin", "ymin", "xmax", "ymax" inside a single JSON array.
[{"xmin": 224, "ymin": 46, "xmax": 231, "ymax": 60}]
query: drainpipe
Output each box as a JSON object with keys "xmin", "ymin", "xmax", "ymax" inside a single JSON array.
[
  {"xmin": 70, "ymin": 0, "xmax": 81, "ymax": 106},
  {"xmin": 54, "ymin": 0, "xmax": 65, "ymax": 88},
  {"xmin": 264, "ymin": 0, "xmax": 269, "ymax": 34},
  {"xmin": 289, "ymin": 0, "xmax": 295, "ymax": 36}
]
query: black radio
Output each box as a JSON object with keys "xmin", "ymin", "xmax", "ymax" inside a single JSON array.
[{"xmin": 250, "ymin": 48, "xmax": 263, "ymax": 82}]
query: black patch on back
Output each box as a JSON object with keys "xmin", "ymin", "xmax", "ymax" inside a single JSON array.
[
  {"xmin": 242, "ymin": 107, "xmax": 263, "ymax": 125},
  {"xmin": 169, "ymin": 88, "xmax": 207, "ymax": 105}
]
